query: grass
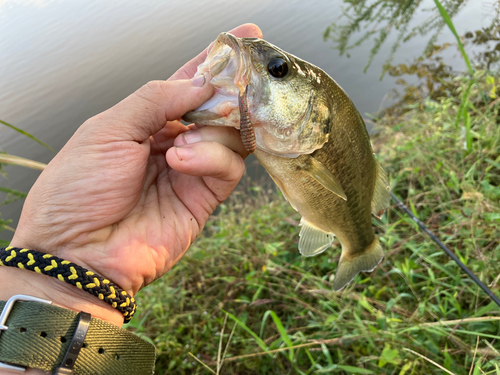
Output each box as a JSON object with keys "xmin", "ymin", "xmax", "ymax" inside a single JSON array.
[
  {"xmin": 127, "ymin": 70, "xmax": 500, "ymax": 374},
  {"xmin": 433, "ymin": 0, "xmax": 473, "ymax": 77},
  {"xmin": 0, "ymin": 119, "xmax": 48, "ymax": 245},
  {"xmin": 0, "ymin": 119, "xmax": 53, "ymax": 151},
  {"xmin": 322, "ymin": 0, "xmax": 468, "ymax": 75}
]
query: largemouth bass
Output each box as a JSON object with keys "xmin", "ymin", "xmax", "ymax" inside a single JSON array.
[{"xmin": 184, "ymin": 33, "xmax": 390, "ymax": 290}]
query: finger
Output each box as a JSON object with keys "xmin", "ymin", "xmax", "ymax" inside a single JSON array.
[
  {"xmin": 165, "ymin": 141, "xmax": 245, "ymax": 219},
  {"xmin": 173, "ymin": 126, "xmax": 248, "ymax": 159},
  {"xmin": 150, "ymin": 120, "xmax": 188, "ymax": 156},
  {"xmin": 166, "ymin": 141, "xmax": 245, "ymax": 184},
  {"xmin": 82, "ymin": 79, "xmax": 214, "ymax": 143},
  {"xmin": 168, "ymin": 23, "xmax": 263, "ymax": 81}
]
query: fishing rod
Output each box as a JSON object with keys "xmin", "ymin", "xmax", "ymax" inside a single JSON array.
[{"xmin": 390, "ymin": 192, "xmax": 500, "ymax": 308}]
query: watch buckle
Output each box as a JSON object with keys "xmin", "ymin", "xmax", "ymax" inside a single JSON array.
[{"xmin": 0, "ymin": 294, "xmax": 52, "ymax": 372}]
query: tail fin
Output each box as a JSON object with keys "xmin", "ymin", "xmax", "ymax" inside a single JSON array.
[{"xmin": 332, "ymin": 237, "xmax": 384, "ymax": 291}]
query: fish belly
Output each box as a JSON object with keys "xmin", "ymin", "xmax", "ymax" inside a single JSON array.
[
  {"xmin": 254, "ymin": 149, "xmax": 372, "ymax": 247},
  {"xmin": 254, "ymin": 148, "xmax": 384, "ymax": 291}
]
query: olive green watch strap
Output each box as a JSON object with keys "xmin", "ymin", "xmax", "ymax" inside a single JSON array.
[{"xmin": 0, "ymin": 299, "xmax": 156, "ymax": 374}]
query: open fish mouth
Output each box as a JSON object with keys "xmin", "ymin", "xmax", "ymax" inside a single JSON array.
[
  {"xmin": 184, "ymin": 34, "xmax": 329, "ymax": 157},
  {"xmin": 213, "ymin": 33, "xmax": 251, "ymax": 92},
  {"xmin": 183, "ymin": 33, "xmax": 254, "ymax": 142}
]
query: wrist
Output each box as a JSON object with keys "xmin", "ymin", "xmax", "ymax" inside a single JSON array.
[{"xmin": 0, "ymin": 266, "xmax": 124, "ymax": 327}]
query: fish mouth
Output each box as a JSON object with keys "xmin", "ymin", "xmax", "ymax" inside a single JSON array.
[
  {"xmin": 182, "ymin": 33, "xmax": 252, "ymax": 129},
  {"xmin": 183, "ymin": 34, "xmax": 325, "ymax": 156},
  {"xmin": 215, "ymin": 33, "xmax": 250, "ymax": 93}
]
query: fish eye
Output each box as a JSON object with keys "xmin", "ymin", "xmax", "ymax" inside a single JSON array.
[{"xmin": 267, "ymin": 58, "xmax": 289, "ymax": 79}]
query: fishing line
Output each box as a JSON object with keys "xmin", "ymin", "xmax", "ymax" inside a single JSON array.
[{"xmin": 390, "ymin": 192, "xmax": 500, "ymax": 308}]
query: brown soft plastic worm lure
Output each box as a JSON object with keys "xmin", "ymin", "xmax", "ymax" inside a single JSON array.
[{"xmin": 238, "ymin": 86, "xmax": 256, "ymax": 153}]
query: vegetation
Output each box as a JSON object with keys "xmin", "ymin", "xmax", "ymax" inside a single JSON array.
[
  {"xmin": 127, "ymin": 69, "xmax": 500, "ymax": 374},
  {"xmin": 0, "ymin": 119, "xmax": 48, "ymax": 246},
  {"xmin": 323, "ymin": 0, "xmax": 469, "ymax": 74}
]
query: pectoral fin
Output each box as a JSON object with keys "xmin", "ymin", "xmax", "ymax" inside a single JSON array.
[
  {"xmin": 299, "ymin": 218, "xmax": 335, "ymax": 257},
  {"xmin": 371, "ymin": 160, "xmax": 390, "ymax": 218},
  {"xmin": 305, "ymin": 156, "xmax": 347, "ymax": 201}
]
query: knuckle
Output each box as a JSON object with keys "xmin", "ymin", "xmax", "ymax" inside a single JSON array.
[
  {"xmin": 140, "ymin": 80, "xmax": 166, "ymax": 97},
  {"xmin": 134, "ymin": 80, "xmax": 170, "ymax": 108},
  {"xmin": 219, "ymin": 149, "xmax": 245, "ymax": 182}
]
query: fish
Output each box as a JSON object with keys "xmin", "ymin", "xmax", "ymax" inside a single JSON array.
[{"xmin": 183, "ymin": 33, "xmax": 391, "ymax": 290}]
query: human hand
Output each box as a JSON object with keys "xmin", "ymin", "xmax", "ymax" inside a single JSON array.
[{"xmin": 3, "ymin": 23, "xmax": 263, "ymax": 326}]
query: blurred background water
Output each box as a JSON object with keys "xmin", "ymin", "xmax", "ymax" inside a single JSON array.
[{"xmin": 0, "ymin": 0, "xmax": 497, "ymax": 241}]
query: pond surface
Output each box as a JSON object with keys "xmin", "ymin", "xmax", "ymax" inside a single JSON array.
[{"xmin": 0, "ymin": 0, "xmax": 495, "ymax": 240}]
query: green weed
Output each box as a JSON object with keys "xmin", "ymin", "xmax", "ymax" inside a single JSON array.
[
  {"xmin": 0, "ymin": 120, "xmax": 48, "ymax": 239},
  {"xmin": 0, "ymin": 119, "xmax": 53, "ymax": 151},
  {"xmin": 323, "ymin": 0, "xmax": 468, "ymax": 74}
]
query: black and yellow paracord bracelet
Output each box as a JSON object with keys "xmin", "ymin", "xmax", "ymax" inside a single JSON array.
[{"xmin": 0, "ymin": 246, "xmax": 137, "ymax": 322}]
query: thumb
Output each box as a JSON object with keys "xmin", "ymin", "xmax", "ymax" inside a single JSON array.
[{"xmin": 82, "ymin": 77, "xmax": 214, "ymax": 142}]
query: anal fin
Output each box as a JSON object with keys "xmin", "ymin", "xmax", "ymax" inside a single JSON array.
[
  {"xmin": 371, "ymin": 160, "xmax": 390, "ymax": 218},
  {"xmin": 332, "ymin": 237, "xmax": 384, "ymax": 291},
  {"xmin": 299, "ymin": 218, "xmax": 335, "ymax": 257}
]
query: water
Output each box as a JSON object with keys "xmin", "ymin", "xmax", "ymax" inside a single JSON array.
[{"xmin": 0, "ymin": 0, "xmax": 495, "ymax": 241}]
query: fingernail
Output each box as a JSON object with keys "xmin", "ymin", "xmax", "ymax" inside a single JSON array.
[
  {"xmin": 182, "ymin": 131, "xmax": 201, "ymax": 144},
  {"xmin": 175, "ymin": 146, "xmax": 195, "ymax": 161},
  {"xmin": 190, "ymin": 74, "xmax": 206, "ymax": 87}
]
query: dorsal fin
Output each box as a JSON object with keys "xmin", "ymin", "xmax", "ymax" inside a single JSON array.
[
  {"xmin": 299, "ymin": 218, "xmax": 335, "ymax": 257},
  {"xmin": 371, "ymin": 160, "xmax": 390, "ymax": 218}
]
